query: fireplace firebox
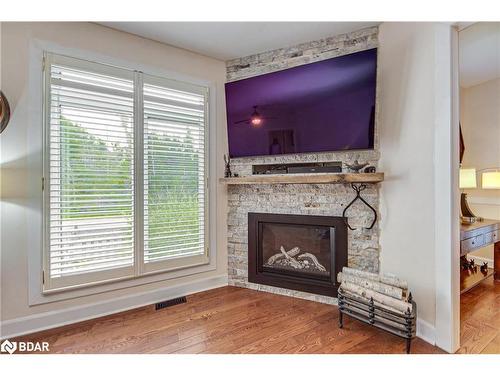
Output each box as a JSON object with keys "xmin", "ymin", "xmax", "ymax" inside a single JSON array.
[{"xmin": 248, "ymin": 213, "xmax": 348, "ymax": 297}]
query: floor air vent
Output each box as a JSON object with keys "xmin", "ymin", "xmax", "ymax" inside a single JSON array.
[{"xmin": 155, "ymin": 296, "xmax": 187, "ymax": 310}]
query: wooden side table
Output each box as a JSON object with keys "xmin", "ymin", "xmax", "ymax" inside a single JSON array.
[{"xmin": 460, "ymin": 219, "xmax": 499, "ymax": 293}]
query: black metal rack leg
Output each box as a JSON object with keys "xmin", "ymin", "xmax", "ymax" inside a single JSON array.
[{"xmin": 337, "ymin": 289, "xmax": 416, "ymax": 354}]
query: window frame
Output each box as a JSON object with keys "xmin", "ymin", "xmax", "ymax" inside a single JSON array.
[
  {"xmin": 140, "ymin": 72, "xmax": 210, "ymax": 276},
  {"xmin": 40, "ymin": 50, "xmax": 212, "ymax": 296}
]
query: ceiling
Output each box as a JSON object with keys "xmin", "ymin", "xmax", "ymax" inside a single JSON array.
[
  {"xmin": 98, "ymin": 22, "xmax": 379, "ymax": 61},
  {"xmin": 459, "ymin": 23, "xmax": 500, "ymax": 88}
]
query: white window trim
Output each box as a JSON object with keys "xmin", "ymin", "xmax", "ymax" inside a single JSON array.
[{"xmin": 27, "ymin": 39, "xmax": 218, "ymax": 306}]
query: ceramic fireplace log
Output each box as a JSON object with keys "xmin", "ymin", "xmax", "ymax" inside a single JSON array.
[
  {"xmin": 297, "ymin": 253, "xmax": 327, "ymax": 272},
  {"xmin": 337, "ymin": 273, "xmax": 406, "ymax": 300},
  {"xmin": 279, "ymin": 246, "xmax": 303, "ymax": 269},
  {"xmin": 282, "ymin": 246, "xmax": 301, "ymax": 258},
  {"xmin": 266, "ymin": 246, "xmax": 300, "ymax": 265},
  {"xmin": 341, "ymin": 267, "xmax": 409, "ymax": 290},
  {"xmin": 340, "ymin": 281, "xmax": 413, "ymax": 313}
]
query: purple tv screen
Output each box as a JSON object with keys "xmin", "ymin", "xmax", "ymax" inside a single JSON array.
[{"xmin": 225, "ymin": 48, "xmax": 377, "ymax": 158}]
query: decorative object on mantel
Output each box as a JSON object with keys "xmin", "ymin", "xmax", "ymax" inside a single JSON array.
[
  {"xmin": 252, "ymin": 161, "xmax": 342, "ymax": 175},
  {"xmin": 0, "ymin": 90, "xmax": 11, "ymax": 134},
  {"xmin": 223, "ymin": 154, "xmax": 232, "ymax": 178},
  {"xmin": 363, "ymin": 165, "xmax": 376, "ymax": 173},
  {"xmin": 337, "ymin": 267, "xmax": 416, "ymax": 354},
  {"xmin": 342, "ymin": 183, "xmax": 377, "ymax": 230},
  {"xmin": 345, "ymin": 160, "xmax": 369, "ymax": 173}
]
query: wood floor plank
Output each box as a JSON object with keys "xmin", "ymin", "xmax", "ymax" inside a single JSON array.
[
  {"xmin": 12, "ymin": 280, "xmax": 499, "ymax": 354},
  {"xmin": 457, "ymin": 319, "xmax": 498, "ymax": 354},
  {"xmin": 481, "ymin": 333, "xmax": 500, "ymax": 354},
  {"xmin": 459, "ymin": 278, "xmax": 499, "ymax": 354},
  {"xmin": 198, "ymin": 302, "xmax": 332, "ymax": 353}
]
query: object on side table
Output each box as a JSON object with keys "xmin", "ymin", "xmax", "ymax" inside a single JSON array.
[
  {"xmin": 0, "ymin": 90, "xmax": 11, "ymax": 134},
  {"xmin": 461, "ymin": 216, "xmax": 476, "ymax": 225},
  {"xmin": 337, "ymin": 267, "xmax": 416, "ymax": 354},
  {"xmin": 459, "ymin": 168, "xmax": 479, "ymax": 220},
  {"xmin": 223, "ymin": 154, "xmax": 232, "ymax": 178},
  {"xmin": 460, "ymin": 256, "xmax": 475, "ymax": 271},
  {"xmin": 458, "ymin": 167, "xmax": 500, "ymax": 222},
  {"xmin": 480, "ymin": 262, "xmax": 489, "ymax": 274}
]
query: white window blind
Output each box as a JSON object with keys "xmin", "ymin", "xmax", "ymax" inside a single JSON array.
[
  {"xmin": 43, "ymin": 53, "xmax": 209, "ymax": 292},
  {"xmin": 143, "ymin": 76, "xmax": 207, "ymax": 272}
]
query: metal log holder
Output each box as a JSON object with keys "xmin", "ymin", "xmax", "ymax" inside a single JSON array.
[{"xmin": 338, "ymin": 287, "xmax": 417, "ymax": 354}]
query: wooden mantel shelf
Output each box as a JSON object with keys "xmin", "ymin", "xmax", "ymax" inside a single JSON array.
[{"xmin": 219, "ymin": 172, "xmax": 384, "ymax": 185}]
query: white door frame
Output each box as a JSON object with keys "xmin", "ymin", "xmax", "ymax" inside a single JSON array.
[{"xmin": 434, "ymin": 24, "xmax": 461, "ymax": 353}]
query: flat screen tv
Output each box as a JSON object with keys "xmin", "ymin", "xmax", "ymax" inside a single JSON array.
[{"xmin": 225, "ymin": 48, "xmax": 377, "ymax": 158}]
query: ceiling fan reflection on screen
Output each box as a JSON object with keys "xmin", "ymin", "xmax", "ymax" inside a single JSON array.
[{"xmin": 234, "ymin": 105, "xmax": 276, "ymax": 126}]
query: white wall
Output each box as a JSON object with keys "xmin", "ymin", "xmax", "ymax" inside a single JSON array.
[
  {"xmin": 460, "ymin": 78, "xmax": 500, "ymax": 262},
  {"xmin": 1, "ymin": 22, "xmax": 461, "ymax": 350},
  {"xmin": 0, "ymin": 22, "xmax": 228, "ymax": 336},
  {"xmin": 378, "ymin": 23, "xmax": 458, "ymax": 352}
]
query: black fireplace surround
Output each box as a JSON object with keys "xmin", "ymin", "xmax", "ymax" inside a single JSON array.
[{"xmin": 248, "ymin": 213, "xmax": 348, "ymax": 297}]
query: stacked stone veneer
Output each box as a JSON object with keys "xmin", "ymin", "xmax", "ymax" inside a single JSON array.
[{"xmin": 225, "ymin": 26, "xmax": 380, "ymax": 304}]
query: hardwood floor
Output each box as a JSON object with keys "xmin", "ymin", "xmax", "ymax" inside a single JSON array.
[
  {"xmin": 458, "ymin": 277, "xmax": 500, "ymax": 354},
  {"xmin": 13, "ymin": 279, "xmax": 499, "ymax": 354}
]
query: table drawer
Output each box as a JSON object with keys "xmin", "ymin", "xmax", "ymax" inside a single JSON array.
[
  {"xmin": 461, "ymin": 234, "xmax": 485, "ymax": 254},
  {"xmin": 493, "ymin": 230, "xmax": 499, "ymax": 243},
  {"xmin": 484, "ymin": 229, "xmax": 499, "ymax": 245}
]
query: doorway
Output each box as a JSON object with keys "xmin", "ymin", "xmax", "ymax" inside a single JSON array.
[{"xmin": 457, "ymin": 22, "xmax": 500, "ymax": 353}]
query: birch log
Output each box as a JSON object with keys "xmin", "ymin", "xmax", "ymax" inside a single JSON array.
[
  {"xmin": 341, "ymin": 289, "xmax": 403, "ymax": 315},
  {"xmin": 342, "ymin": 267, "xmax": 408, "ymax": 290},
  {"xmin": 340, "ymin": 281, "xmax": 413, "ymax": 313},
  {"xmin": 337, "ymin": 273, "xmax": 406, "ymax": 300},
  {"xmin": 341, "ymin": 302, "xmax": 407, "ymax": 331}
]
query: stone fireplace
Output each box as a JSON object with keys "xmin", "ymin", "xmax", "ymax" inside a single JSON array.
[
  {"xmin": 227, "ymin": 180, "xmax": 379, "ymax": 304},
  {"xmin": 248, "ymin": 213, "xmax": 347, "ymax": 297},
  {"xmin": 225, "ymin": 26, "xmax": 380, "ymax": 304}
]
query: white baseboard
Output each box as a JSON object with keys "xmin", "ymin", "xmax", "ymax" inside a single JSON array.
[
  {"xmin": 416, "ymin": 318, "xmax": 436, "ymax": 346},
  {"xmin": 467, "ymin": 254, "xmax": 494, "ymax": 265},
  {"xmin": 0, "ymin": 274, "xmax": 228, "ymax": 340}
]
